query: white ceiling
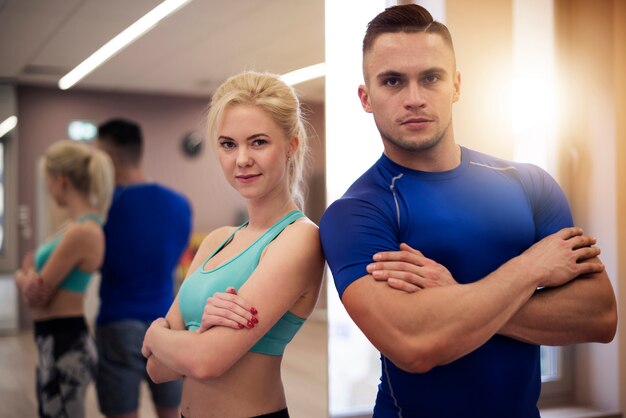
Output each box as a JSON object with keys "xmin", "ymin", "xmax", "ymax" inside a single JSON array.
[{"xmin": 0, "ymin": 0, "xmax": 325, "ymax": 102}]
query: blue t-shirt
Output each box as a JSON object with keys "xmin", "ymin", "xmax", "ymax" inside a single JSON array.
[
  {"xmin": 320, "ymin": 147, "xmax": 573, "ymax": 418},
  {"xmin": 97, "ymin": 183, "xmax": 192, "ymax": 325}
]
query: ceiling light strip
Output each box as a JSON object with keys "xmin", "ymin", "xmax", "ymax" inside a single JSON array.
[
  {"xmin": 0, "ymin": 115, "xmax": 18, "ymax": 138},
  {"xmin": 58, "ymin": 0, "xmax": 192, "ymax": 90},
  {"xmin": 281, "ymin": 63, "xmax": 326, "ymax": 86}
]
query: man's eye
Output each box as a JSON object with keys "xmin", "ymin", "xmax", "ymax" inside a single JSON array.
[
  {"xmin": 384, "ymin": 78, "xmax": 401, "ymax": 87},
  {"xmin": 424, "ymin": 74, "xmax": 439, "ymax": 84}
]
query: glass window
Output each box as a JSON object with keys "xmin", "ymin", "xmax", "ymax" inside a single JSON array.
[{"xmin": 0, "ymin": 141, "xmax": 4, "ymax": 255}]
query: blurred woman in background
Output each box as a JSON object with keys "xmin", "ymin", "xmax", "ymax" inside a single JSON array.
[{"xmin": 15, "ymin": 140, "xmax": 114, "ymax": 418}]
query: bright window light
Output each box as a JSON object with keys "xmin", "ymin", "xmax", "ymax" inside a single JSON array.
[
  {"xmin": 325, "ymin": 0, "xmax": 386, "ymax": 416},
  {"xmin": 512, "ymin": 0, "xmax": 557, "ymax": 175},
  {"xmin": 58, "ymin": 0, "xmax": 192, "ymax": 90},
  {"xmin": 0, "ymin": 116, "xmax": 17, "ymax": 138},
  {"xmin": 280, "ymin": 63, "xmax": 325, "ymax": 86}
]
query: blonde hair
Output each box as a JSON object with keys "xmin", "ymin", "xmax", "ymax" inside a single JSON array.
[
  {"xmin": 43, "ymin": 140, "xmax": 115, "ymax": 217},
  {"xmin": 207, "ymin": 71, "xmax": 309, "ymax": 209}
]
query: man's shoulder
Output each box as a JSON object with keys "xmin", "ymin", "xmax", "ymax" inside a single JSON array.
[
  {"xmin": 115, "ymin": 183, "xmax": 190, "ymax": 204},
  {"xmin": 465, "ymin": 147, "xmax": 549, "ymax": 179},
  {"xmin": 464, "ymin": 147, "xmax": 564, "ymax": 210}
]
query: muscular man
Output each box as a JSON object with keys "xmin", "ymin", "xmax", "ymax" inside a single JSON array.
[{"xmin": 320, "ymin": 5, "xmax": 617, "ymax": 417}]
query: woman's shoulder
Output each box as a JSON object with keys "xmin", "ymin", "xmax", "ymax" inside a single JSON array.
[
  {"xmin": 61, "ymin": 220, "xmax": 103, "ymax": 247},
  {"xmin": 196, "ymin": 225, "xmax": 239, "ymax": 254},
  {"xmin": 272, "ymin": 216, "xmax": 322, "ymax": 256}
]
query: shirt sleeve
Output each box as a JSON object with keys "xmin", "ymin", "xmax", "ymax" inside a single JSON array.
[
  {"xmin": 520, "ymin": 164, "xmax": 574, "ymax": 240},
  {"xmin": 320, "ymin": 196, "xmax": 400, "ymax": 299}
]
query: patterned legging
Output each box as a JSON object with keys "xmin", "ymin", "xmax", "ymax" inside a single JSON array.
[{"xmin": 34, "ymin": 317, "xmax": 97, "ymax": 418}]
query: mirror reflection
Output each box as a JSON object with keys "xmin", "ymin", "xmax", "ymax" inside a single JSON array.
[{"xmin": 0, "ymin": 1, "xmax": 326, "ymax": 417}]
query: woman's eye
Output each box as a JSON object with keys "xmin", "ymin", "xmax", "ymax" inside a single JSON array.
[
  {"xmin": 252, "ymin": 139, "xmax": 268, "ymax": 147},
  {"xmin": 219, "ymin": 141, "xmax": 235, "ymax": 149}
]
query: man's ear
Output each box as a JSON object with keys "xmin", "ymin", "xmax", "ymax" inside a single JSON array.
[
  {"xmin": 453, "ymin": 70, "xmax": 461, "ymax": 103},
  {"xmin": 358, "ymin": 84, "xmax": 373, "ymax": 113}
]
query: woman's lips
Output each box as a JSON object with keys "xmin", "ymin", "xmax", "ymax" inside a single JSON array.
[{"xmin": 236, "ymin": 174, "xmax": 261, "ymax": 183}]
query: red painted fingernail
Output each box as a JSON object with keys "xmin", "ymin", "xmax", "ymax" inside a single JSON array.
[
  {"xmin": 238, "ymin": 323, "xmax": 244, "ymax": 329},
  {"xmin": 251, "ymin": 317, "xmax": 258, "ymax": 324},
  {"xmin": 250, "ymin": 307, "xmax": 258, "ymax": 315},
  {"xmin": 247, "ymin": 321, "xmax": 254, "ymax": 328},
  {"xmin": 227, "ymin": 288, "xmax": 236, "ymax": 294}
]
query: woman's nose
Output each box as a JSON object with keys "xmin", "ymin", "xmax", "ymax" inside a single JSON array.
[{"xmin": 236, "ymin": 148, "xmax": 252, "ymax": 167}]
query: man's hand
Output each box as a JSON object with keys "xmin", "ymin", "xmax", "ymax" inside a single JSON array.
[
  {"xmin": 520, "ymin": 227, "xmax": 604, "ymax": 288},
  {"xmin": 366, "ymin": 243, "xmax": 457, "ymax": 293}
]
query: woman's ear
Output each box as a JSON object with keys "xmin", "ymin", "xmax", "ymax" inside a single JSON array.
[{"xmin": 289, "ymin": 136, "xmax": 300, "ymax": 156}]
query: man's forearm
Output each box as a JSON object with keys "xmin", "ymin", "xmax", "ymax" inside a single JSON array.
[{"xmin": 499, "ymin": 270, "xmax": 617, "ymax": 345}]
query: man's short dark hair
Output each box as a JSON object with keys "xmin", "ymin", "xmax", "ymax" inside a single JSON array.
[
  {"xmin": 363, "ymin": 4, "xmax": 455, "ymax": 55},
  {"xmin": 97, "ymin": 118, "xmax": 143, "ymax": 166}
]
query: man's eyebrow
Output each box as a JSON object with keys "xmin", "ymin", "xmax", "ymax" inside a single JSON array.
[{"xmin": 376, "ymin": 70, "xmax": 405, "ymax": 79}]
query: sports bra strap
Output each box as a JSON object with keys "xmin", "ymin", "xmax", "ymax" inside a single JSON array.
[
  {"xmin": 78, "ymin": 213, "xmax": 104, "ymax": 224},
  {"xmin": 206, "ymin": 210, "xmax": 304, "ymax": 261},
  {"xmin": 254, "ymin": 210, "xmax": 304, "ymax": 249}
]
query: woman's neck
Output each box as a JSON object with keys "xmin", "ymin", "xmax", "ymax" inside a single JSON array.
[
  {"xmin": 65, "ymin": 193, "xmax": 99, "ymax": 221},
  {"xmin": 245, "ymin": 196, "xmax": 298, "ymax": 231}
]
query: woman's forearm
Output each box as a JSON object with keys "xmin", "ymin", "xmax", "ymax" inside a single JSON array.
[{"xmin": 146, "ymin": 354, "xmax": 183, "ymax": 383}]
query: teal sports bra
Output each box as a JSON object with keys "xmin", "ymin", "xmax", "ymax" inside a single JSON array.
[
  {"xmin": 178, "ymin": 210, "xmax": 306, "ymax": 356},
  {"xmin": 34, "ymin": 214, "xmax": 103, "ymax": 293}
]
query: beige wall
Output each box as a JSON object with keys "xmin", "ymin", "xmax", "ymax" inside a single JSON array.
[
  {"xmin": 447, "ymin": 0, "xmax": 514, "ymax": 159},
  {"xmin": 447, "ymin": 0, "xmax": 622, "ymax": 411},
  {"xmin": 614, "ymin": 0, "xmax": 626, "ymax": 411},
  {"xmin": 555, "ymin": 0, "xmax": 621, "ymax": 410}
]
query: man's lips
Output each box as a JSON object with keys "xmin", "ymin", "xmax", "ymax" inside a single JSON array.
[
  {"xmin": 401, "ymin": 117, "xmax": 432, "ymax": 124},
  {"xmin": 400, "ymin": 117, "xmax": 433, "ymax": 130}
]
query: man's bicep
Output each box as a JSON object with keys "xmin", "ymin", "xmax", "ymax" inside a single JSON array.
[
  {"xmin": 321, "ymin": 198, "xmax": 400, "ymax": 296},
  {"xmin": 341, "ymin": 274, "xmax": 414, "ymax": 365}
]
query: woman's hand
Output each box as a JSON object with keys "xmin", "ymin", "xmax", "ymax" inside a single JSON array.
[
  {"xmin": 366, "ymin": 243, "xmax": 457, "ymax": 293},
  {"xmin": 197, "ymin": 287, "xmax": 258, "ymax": 333},
  {"xmin": 21, "ymin": 250, "xmax": 35, "ymax": 271},
  {"xmin": 15, "ymin": 268, "xmax": 53, "ymax": 308},
  {"xmin": 142, "ymin": 317, "xmax": 170, "ymax": 358}
]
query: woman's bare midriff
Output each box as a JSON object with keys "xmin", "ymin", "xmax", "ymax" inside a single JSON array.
[
  {"xmin": 30, "ymin": 290, "xmax": 85, "ymax": 321},
  {"xmin": 181, "ymin": 352, "xmax": 285, "ymax": 418}
]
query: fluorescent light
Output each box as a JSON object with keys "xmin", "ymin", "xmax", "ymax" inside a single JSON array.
[
  {"xmin": 0, "ymin": 115, "xmax": 17, "ymax": 138},
  {"xmin": 280, "ymin": 63, "xmax": 325, "ymax": 86},
  {"xmin": 58, "ymin": 0, "xmax": 192, "ymax": 90}
]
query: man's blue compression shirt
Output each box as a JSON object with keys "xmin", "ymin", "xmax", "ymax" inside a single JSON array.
[
  {"xmin": 320, "ymin": 146, "xmax": 573, "ymax": 418},
  {"xmin": 97, "ymin": 183, "xmax": 192, "ymax": 325}
]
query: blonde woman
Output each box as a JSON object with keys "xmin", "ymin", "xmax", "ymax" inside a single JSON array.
[
  {"xmin": 141, "ymin": 72, "xmax": 324, "ymax": 418},
  {"xmin": 15, "ymin": 140, "xmax": 114, "ymax": 418}
]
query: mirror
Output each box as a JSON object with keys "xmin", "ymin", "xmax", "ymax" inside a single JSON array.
[{"xmin": 0, "ymin": 83, "xmax": 19, "ymax": 334}]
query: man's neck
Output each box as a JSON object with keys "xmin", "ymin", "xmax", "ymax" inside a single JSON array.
[
  {"xmin": 384, "ymin": 142, "xmax": 461, "ymax": 172},
  {"xmin": 116, "ymin": 166, "xmax": 148, "ymax": 186}
]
